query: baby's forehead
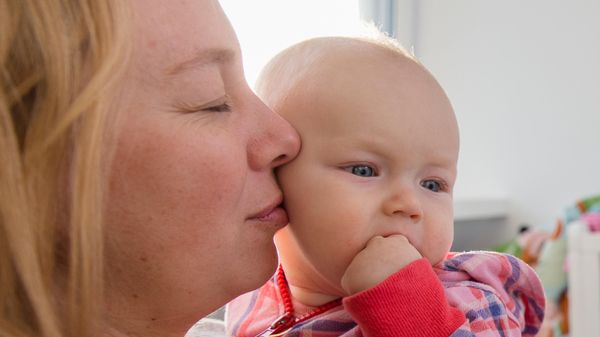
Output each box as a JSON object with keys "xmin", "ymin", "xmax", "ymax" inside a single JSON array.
[
  {"xmin": 257, "ymin": 36, "xmax": 421, "ymax": 101},
  {"xmin": 259, "ymin": 36, "xmax": 441, "ymax": 122},
  {"xmin": 295, "ymin": 41, "xmax": 423, "ymax": 89}
]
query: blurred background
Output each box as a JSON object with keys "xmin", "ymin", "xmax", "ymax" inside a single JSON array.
[{"xmin": 212, "ymin": 2, "xmax": 600, "ymax": 335}]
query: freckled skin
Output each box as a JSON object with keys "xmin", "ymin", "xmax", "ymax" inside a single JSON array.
[{"xmin": 101, "ymin": 0, "xmax": 300, "ymax": 334}]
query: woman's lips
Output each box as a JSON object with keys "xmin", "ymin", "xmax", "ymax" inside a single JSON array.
[{"xmin": 249, "ymin": 201, "xmax": 289, "ymax": 228}]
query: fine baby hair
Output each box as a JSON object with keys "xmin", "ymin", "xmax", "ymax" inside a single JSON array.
[{"xmin": 255, "ymin": 29, "xmax": 417, "ymax": 111}]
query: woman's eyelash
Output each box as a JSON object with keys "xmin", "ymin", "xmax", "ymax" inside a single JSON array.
[
  {"xmin": 174, "ymin": 99, "xmax": 232, "ymax": 113},
  {"xmin": 204, "ymin": 103, "xmax": 231, "ymax": 112}
]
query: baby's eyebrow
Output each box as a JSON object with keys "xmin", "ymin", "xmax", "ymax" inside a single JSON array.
[{"xmin": 165, "ymin": 48, "xmax": 234, "ymax": 76}]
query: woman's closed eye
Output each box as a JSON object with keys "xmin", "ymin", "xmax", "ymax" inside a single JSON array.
[
  {"xmin": 203, "ymin": 102, "xmax": 231, "ymax": 112},
  {"xmin": 420, "ymin": 179, "xmax": 447, "ymax": 193},
  {"xmin": 343, "ymin": 165, "xmax": 378, "ymax": 177},
  {"xmin": 175, "ymin": 95, "xmax": 232, "ymax": 114}
]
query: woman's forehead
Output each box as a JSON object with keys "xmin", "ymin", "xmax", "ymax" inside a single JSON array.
[{"xmin": 130, "ymin": 0, "xmax": 239, "ymax": 77}]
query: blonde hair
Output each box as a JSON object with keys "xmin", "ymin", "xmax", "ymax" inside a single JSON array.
[
  {"xmin": 0, "ymin": 1, "xmax": 131, "ymax": 336},
  {"xmin": 256, "ymin": 32, "xmax": 414, "ymax": 111}
]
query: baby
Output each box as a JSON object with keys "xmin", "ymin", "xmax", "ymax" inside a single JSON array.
[{"xmin": 227, "ymin": 35, "xmax": 545, "ymax": 337}]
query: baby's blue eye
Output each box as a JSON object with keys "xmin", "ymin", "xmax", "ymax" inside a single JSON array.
[
  {"xmin": 346, "ymin": 165, "xmax": 377, "ymax": 177},
  {"xmin": 421, "ymin": 180, "xmax": 442, "ymax": 192}
]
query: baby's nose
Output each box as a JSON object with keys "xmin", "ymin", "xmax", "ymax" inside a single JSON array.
[{"xmin": 382, "ymin": 188, "xmax": 423, "ymax": 222}]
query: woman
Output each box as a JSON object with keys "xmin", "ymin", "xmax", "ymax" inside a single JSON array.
[{"xmin": 0, "ymin": 1, "xmax": 300, "ymax": 337}]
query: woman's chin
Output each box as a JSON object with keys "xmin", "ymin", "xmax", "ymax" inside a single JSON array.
[{"xmin": 233, "ymin": 245, "xmax": 279, "ymax": 294}]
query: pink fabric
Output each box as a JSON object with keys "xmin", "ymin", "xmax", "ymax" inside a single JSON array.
[
  {"xmin": 582, "ymin": 212, "xmax": 600, "ymax": 232},
  {"xmin": 226, "ymin": 252, "xmax": 545, "ymax": 337}
]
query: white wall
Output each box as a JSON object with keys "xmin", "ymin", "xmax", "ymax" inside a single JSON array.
[
  {"xmin": 397, "ymin": 0, "xmax": 600, "ymax": 231},
  {"xmin": 220, "ymin": 1, "xmax": 363, "ymax": 86}
]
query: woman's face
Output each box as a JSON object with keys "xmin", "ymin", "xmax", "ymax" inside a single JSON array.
[{"xmin": 104, "ymin": 0, "xmax": 299, "ymax": 330}]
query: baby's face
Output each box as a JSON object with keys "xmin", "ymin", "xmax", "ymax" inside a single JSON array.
[{"xmin": 274, "ymin": 48, "xmax": 459, "ymax": 297}]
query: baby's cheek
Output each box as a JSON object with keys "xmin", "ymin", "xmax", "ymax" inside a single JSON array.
[
  {"xmin": 325, "ymin": 233, "xmax": 365, "ymax": 282},
  {"xmin": 427, "ymin": 234, "xmax": 453, "ymax": 265},
  {"xmin": 412, "ymin": 225, "xmax": 447, "ymax": 261}
]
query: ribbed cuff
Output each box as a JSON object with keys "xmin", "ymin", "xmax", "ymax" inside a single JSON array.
[{"xmin": 343, "ymin": 258, "xmax": 466, "ymax": 337}]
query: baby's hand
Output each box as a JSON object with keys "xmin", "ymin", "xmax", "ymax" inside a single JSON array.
[{"xmin": 340, "ymin": 234, "xmax": 422, "ymax": 294}]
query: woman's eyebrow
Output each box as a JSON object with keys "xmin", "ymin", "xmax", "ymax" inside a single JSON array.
[{"xmin": 165, "ymin": 48, "xmax": 234, "ymax": 76}]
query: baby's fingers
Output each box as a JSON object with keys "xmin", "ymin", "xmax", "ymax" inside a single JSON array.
[{"xmin": 341, "ymin": 235, "xmax": 421, "ymax": 294}]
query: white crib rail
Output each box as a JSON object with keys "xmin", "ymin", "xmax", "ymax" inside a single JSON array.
[{"xmin": 568, "ymin": 221, "xmax": 600, "ymax": 337}]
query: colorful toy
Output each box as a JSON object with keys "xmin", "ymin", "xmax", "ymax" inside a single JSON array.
[{"xmin": 493, "ymin": 194, "xmax": 600, "ymax": 337}]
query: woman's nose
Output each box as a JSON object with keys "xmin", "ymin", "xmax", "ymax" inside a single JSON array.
[
  {"xmin": 382, "ymin": 188, "xmax": 424, "ymax": 222},
  {"xmin": 247, "ymin": 99, "xmax": 300, "ymax": 170}
]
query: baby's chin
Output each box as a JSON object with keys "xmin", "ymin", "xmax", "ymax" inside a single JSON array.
[{"xmin": 425, "ymin": 252, "xmax": 450, "ymax": 267}]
